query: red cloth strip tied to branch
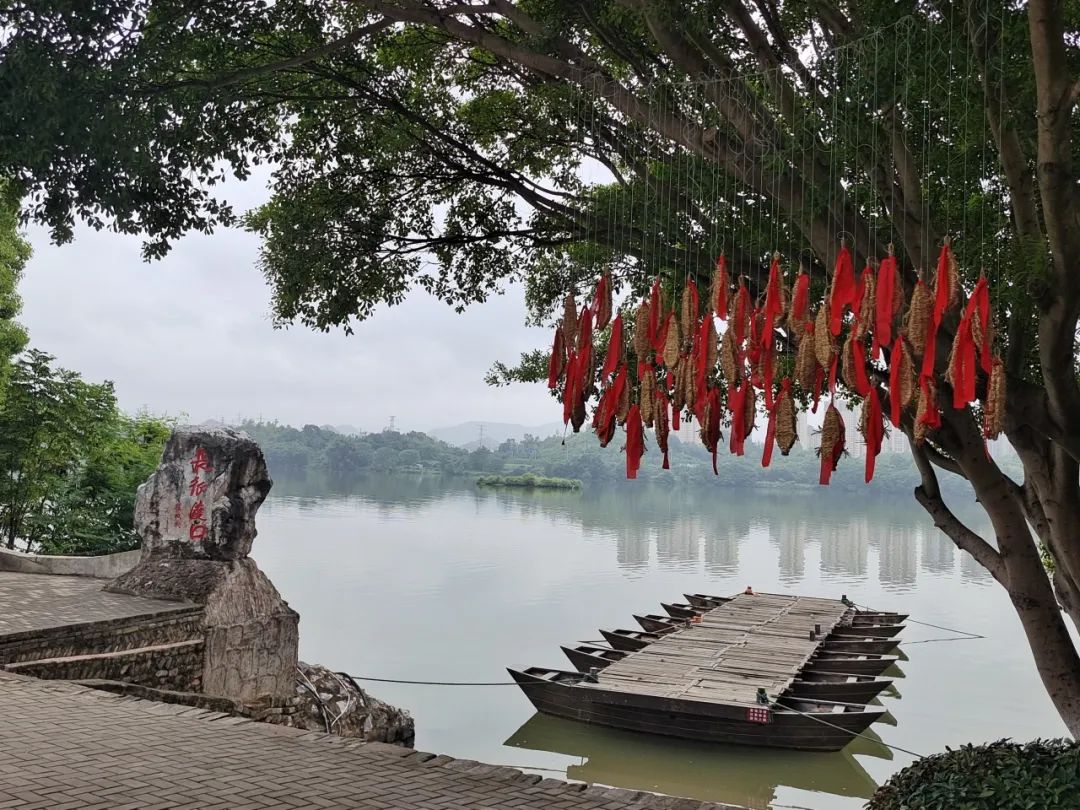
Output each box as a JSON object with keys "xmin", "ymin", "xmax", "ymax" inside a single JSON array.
[
  {"xmin": 593, "ymin": 364, "xmax": 627, "ymax": 447},
  {"xmin": 625, "ymin": 404, "xmax": 644, "ymax": 479},
  {"xmin": 728, "ymin": 382, "xmax": 748, "ymax": 457},
  {"xmin": 950, "ymin": 293, "xmax": 979, "ymax": 409},
  {"xmin": 648, "ymin": 279, "xmax": 662, "ymax": 347},
  {"xmin": 562, "ymin": 349, "xmax": 578, "ymax": 426},
  {"xmin": 732, "ymin": 280, "xmax": 751, "ymax": 348},
  {"xmin": 653, "ymin": 310, "xmax": 672, "ymax": 356},
  {"xmin": 713, "ymin": 255, "xmax": 729, "ymax": 320},
  {"xmin": 863, "ymin": 388, "xmax": 884, "ymax": 483},
  {"xmin": 874, "ymin": 254, "xmax": 899, "ymax": 358},
  {"xmin": 763, "ymin": 254, "xmax": 784, "ymax": 342},
  {"xmin": 972, "ymin": 275, "xmax": 992, "ymax": 373},
  {"xmin": 922, "ymin": 241, "xmax": 954, "ymax": 379},
  {"xmin": 888, "ymin": 335, "xmax": 905, "ymax": 428},
  {"xmin": 576, "ymin": 304, "xmax": 593, "ymax": 404},
  {"xmin": 601, "ymin": 313, "xmax": 623, "ymax": 380},
  {"xmin": 547, "ymin": 325, "xmax": 566, "ymax": 389},
  {"xmin": 762, "ymin": 386, "xmax": 780, "ymax": 468},
  {"xmin": 593, "ymin": 272, "xmax": 612, "ymax": 331},
  {"xmin": 829, "ymin": 242, "xmax": 857, "ymax": 336}
]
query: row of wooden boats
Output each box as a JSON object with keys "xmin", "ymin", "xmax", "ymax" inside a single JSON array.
[{"xmin": 509, "ymin": 591, "xmax": 905, "ymax": 751}]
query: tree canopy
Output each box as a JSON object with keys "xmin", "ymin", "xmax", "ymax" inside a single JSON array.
[{"xmin": 3, "ymin": 0, "xmax": 1080, "ymax": 733}]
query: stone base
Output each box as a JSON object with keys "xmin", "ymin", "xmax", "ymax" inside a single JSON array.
[{"xmin": 290, "ymin": 662, "xmax": 415, "ymax": 746}]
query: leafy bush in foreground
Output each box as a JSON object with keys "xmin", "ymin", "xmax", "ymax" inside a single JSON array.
[{"xmin": 867, "ymin": 739, "xmax": 1080, "ymax": 810}]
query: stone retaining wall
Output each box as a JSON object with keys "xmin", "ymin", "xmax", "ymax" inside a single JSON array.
[
  {"xmin": 0, "ymin": 609, "xmax": 205, "ymax": 666},
  {"xmin": 0, "ymin": 548, "xmax": 141, "ymax": 579},
  {"xmin": 6, "ymin": 640, "xmax": 204, "ymax": 692}
]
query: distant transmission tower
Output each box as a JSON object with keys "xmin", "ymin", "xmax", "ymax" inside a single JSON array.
[
  {"xmin": 478, "ymin": 423, "xmax": 485, "ymax": 448},
  {"xmin": 386, "ymin": 415, "xmax": 396, "ymax": 432}
]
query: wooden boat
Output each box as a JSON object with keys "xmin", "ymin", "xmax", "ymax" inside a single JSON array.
[
  {"xmin": 509, "ymin": 668, "xmax": 887, "ymax": 751},
  {"xmin": 600, "ymin": 628, "xmax": 664, "ymax": 651},
  {"xmin": 563, "ymin": 645, "xmax": 893, "ymax": 705},
  {"xmin": 633, "ymin": 614, "xmax": 686, "ymax": 633},
  {"xmin": 615, "ymin": 624, "xmax": 898, "ymax": 657},
  {"xmin": 683, "ymin": 593, "xmax": 731, "ymax": 609},
  {"xmin": 832, "ymin": 623, "xmax": 904, "ymax": 639},
  {"xmin": 817, "ymin": 637, "xmax": 900, "ymax": 655},
  {"xmin": 853, "ymin": 611, "xmax": 908, "ymax": 624},
  {"xmin": 661, "ymin": 602, "xmax": 699, "ymax": 619},
  {"xmin": 684, "ymin": 594, "xmax": 907, "ymax": 626},
  {"xmin": 807, "ymin": 652, "xmax": 900, "ymax": 675},
  {"xmin": 783, "ymin": 671, "xmax": 894, "ymax": 704}
]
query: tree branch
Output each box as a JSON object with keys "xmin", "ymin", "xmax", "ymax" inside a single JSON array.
[{"xmin": 910, "ymin": 438, "xmax": 1006, "ymax": 582}]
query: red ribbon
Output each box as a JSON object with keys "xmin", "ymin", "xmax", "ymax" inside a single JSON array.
[
  {"xmin": 864, "ymin": 388, "xmax": 883, "ymax": 483},
  {"xmin": 601, "ymin": 314, "xmax": 623, "ymax": 380},
  {"xmin": 852, "ymin": 336, "xmax": 871, "ymax": 397},
  {"xmin": 562, "ymin": 350, "xmax": 578, "ymax": 425},
  {"xmin": 653, "ymin": 311, "xmax": 672, "ymax": 356},
  {"xmin": 733, "ymin": 282, "xmax": 750, "ymax": 347},
  {"xmin": 888, "ymin": 335, "xmax": 903, "ymax": 428},
  {"xmin": 547, "ymin": 325, "xmax": 565, "ymax": 389},
  {"xmin": 728, "ymin": 383, "xmax": 747, "ymax": 457},
  {"xmin": 576, "ymin": 305, "xmax": 593, "ymax": 401},
  {"xmin": 694, "ymin": 317, "xmax": 709, "ymax": 420},
  {"xmin": 714, "ymin": 255, "xmax": 729, "ymax": 319},
  {"xmin": 763, "ymin": 256, "xmax": 783, "ymax": 339},
  {"xmin": 761, "ymin": 388, "xmax": 779, "ymax": 469},
  {"xmin": 625, "ymin": 404, "xmax": 644, "ymax": 479},
  {"xmin": 829, "ymin": 243, "xmax": 857, "ymax": 336},
  {"xmin": 922, "ymin": 243, "xmax": 952, "ymax": 378},
  {"xmin": 790, "ymin": 272, "xmax": 810, "ymax": 329},
  {"xmin": 874, "ymin": 255, "xmax": 898, "ymax": 358},
  {"xmin": 593, "ymin": 273, "xmax": 611, "ymax": 331},
  {"xmin": 918, "ymin": 376, "xmax": 942, "ymax": 430},
  {"xmin": 708, "ymin": 387, "xmax": 722, "ymax": 474},
  {"xmin": 811, "ymin": 364, "xmax": 824, "ymax": 414},
  {"xmin": 648, "ymin": 280, "xmax": 661, "ymax": 345},
  {"xmin": 973, "ymin": 276, "xmax": 992, "ymax": 373},
  {"xmin": 952, "ymin": 298, "xmax": 979, "ymax": 409},
  {"xmin": 658, "ymin": 392, "xmax": 670, "ymax": 470}
]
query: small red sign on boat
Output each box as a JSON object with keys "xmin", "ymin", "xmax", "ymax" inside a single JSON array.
[{"xmin": 746, "ymin": 707, "xmax": 771, "ymax": 725}]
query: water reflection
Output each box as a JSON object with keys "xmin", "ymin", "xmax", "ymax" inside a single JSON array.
[
  {"xmin": 267, "ymin": 473, "xmax": 995, "ymax": 588},
  {"xmin": 506, "ymin": 714, "xmax": 880, "ymax": 810}
]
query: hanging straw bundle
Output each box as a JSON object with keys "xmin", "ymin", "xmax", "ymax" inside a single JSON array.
[
  {"xmin": 655, "ymin": 390, "xmax": 670, "ymax": 468},
  {"xmin": 616, "ymin": 374, "xmax": 631, "ymax": 424},
  {"xmin": 640, "ymin": 369, "xmax": 657, "ymax": 427},
  {"xmin": 711, "ymin": 256, "xmax": 730, "ymax": 319},
  {"xmin": 663, "ymin": 318, "xmax": 681, "ymax": 368},
  {"xmin": 814, "ymin": 306, "xmax": 836, "ymax": 370},
  {"xmin": 794, "ymin": 326, "xmax": 819, "ymax": 390},
  {"xmin": 563, "ymin": 294, "xmax": 579, "ymax": 349},
  {"xmin": 705, "ymin": 316, "xmax": 718, "ymax": 372},
  {"xmin": 776, "ymin": 384, "xmax": 798, "ymax": 455},
  {"xmin": 594, "ymin": 273, "xmax": 612, "ymax": 331},
  {"xmin": 914, "ymin": 377, "xmax": 938, "ymax": 445},
  {"xmin": 680, "ymin": 283, "xmax": 696, "ymax": 339},
  {"xmin": 818, "ymin": 404, "xmax": 846, "ymax": 484},
  {"xmin": 633, "ymin": 302, "xmax": 651, "ymax": 362},
  {"xmin": 673, "ymin": 360, "xmax": 688, "ymax": 413},
  {"xmin": 857, "ymin": 268, "xmax": 876, "ymax": 340},
  {"xmin": 905, "ymin": 280, "xmax": 931, "ymax": 355},
  {"xmin": 984, "ymin": 356, "xmax": 1006, "ymax": 439},
  {"xmin": 720, "ymin": 328, "xmax": 738, "ymax": 383}
]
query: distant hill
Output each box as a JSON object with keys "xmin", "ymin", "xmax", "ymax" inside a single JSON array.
[{"xmin": 428, "ymin": 420, "xmax": 565, "ymax": 448}]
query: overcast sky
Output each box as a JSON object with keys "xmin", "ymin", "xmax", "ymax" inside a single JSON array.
[{"xmin": 18, "ymin": 176, "xmax": 555, "ymax": 434}]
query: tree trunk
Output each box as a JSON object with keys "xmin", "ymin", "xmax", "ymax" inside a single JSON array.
[{"xmin": 1008, "ymin": 561, "xmax": 1080, "ymax": 736}]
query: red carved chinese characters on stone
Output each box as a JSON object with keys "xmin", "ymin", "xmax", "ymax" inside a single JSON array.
[{"xmin": 187, "ymin": 447, "xmax": 213, "ymax": 542}]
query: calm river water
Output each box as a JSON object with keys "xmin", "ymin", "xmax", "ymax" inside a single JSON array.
[{"xmin": 253, "ymin": 474, "xmax": 1067, "ymax": 810}]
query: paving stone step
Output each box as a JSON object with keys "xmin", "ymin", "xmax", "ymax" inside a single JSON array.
[{"xmin": 5, "ymin": 638, "xmax": 204, "ymax": 691}]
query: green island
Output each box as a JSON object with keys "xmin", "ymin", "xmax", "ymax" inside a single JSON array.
[{"xmin": 475, "ymin": 473, "xmax": 581, "ymax": 490}]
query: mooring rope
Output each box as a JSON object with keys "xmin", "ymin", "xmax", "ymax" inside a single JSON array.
[
  {"xmin": 772, "ymin": 698, "xmax": 925, "ymax": 759},
  {"xmin": 852, "ymin": 601, "xmax": 984, "ymax": 643}
]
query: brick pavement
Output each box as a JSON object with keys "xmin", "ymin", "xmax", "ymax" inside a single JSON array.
[
  {"xmin": 0, "ymin": 672, "xmax": 744, "ymax": 809},
  {"xmin": 0, "ymin": 573, "xmax": 194, "ymax": 636}
]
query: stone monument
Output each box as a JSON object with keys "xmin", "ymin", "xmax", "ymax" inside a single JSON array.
[{"xmin": 107, "ymin": 426, "xmax": 299, "ymax": 704}]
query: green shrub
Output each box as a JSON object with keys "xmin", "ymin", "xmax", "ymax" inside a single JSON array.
[{"xmin": 867, "ymin": 739, "xmax": 1080, "ymax": 810}]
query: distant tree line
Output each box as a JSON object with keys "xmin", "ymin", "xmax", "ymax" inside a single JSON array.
[{"xmin": 241, "ymin": 417, "xmax": 1008, "ymax": 504}]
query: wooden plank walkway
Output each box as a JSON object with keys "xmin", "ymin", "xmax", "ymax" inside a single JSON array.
[{"xmin": 594, "ymin": 593, "xmax": 849, "ymax": 705}]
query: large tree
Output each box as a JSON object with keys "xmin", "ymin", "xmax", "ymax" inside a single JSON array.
[{"xmin": 3, "ymin": 0, "xmax": 1080, "ymax": 732}]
